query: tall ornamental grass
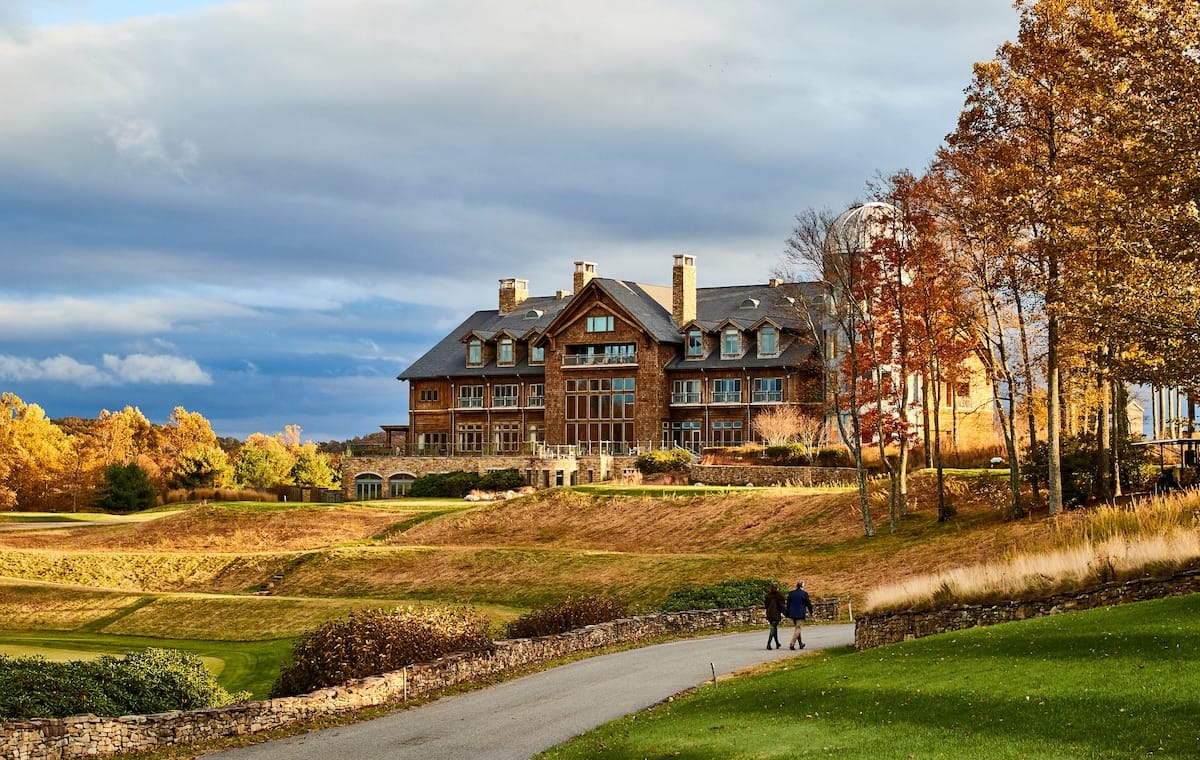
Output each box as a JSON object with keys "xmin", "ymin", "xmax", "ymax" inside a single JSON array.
[{"xmin": 865, "ymin": 491, "xmax": 1200, "ymax": 613}]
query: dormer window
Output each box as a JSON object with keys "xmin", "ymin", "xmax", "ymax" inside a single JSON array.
[
  {"xmin": 467, "ymin": 338, "xmax": 483, "ymax": 367},
  {"xmin": 758, "ymin": 326, "xmax": 778, "ymax": 357},
  {"xmin": 498, "ymin": 337, "xmax": 514, "ymax": 366},
  {"xmin": 686, "ymin": 329, "xmax": 703, "ymax": 358},
  {"xmin": 740, "ymin": 298, "xmax": 760, "ymax": 309},
  {"xmin": 722, "ymin": 328, "xmax": 741, "ymax": 358},
  {"xmin": 530, "ymin": 343, "xmax": 545, "ymax": 364},
  {"xmin": 525, "ymin": 309, "xmax": 544, "ymax": 320}
]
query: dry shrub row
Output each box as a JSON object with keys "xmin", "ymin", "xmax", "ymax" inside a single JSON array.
[
  {"xmin": 164, "ymin": 487, "xmax": 279, "ymax": 504},
  {"xmin": 271, "ymin": 605, "xmax": 492, "ymax": 697},
  {"xmin": 503, "ymin": 595, "xmax": 627, "ymax": 639}
]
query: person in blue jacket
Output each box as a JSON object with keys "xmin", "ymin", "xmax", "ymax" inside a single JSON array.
[{"xmin": 786, "ymin": 580, "xmax": 815, "ymax": 650}]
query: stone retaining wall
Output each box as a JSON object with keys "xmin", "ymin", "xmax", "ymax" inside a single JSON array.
[
  {"xmin": 855, "ymin": 568, "xmax": 1200, "ymax": 649},
  {"xmin": 1, "ymin": 607, "xmax": 774, "ymax": 760},
  {"xmin": 690, "ymin": 464, "xmax": 859, "ymax": 487}
]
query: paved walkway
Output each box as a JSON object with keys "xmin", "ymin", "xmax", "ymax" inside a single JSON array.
[{"xmin": 207, "ymin": 623, "xmax": 855, "ymax": 760}]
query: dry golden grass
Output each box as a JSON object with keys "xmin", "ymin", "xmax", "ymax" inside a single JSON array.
[
  {"xmin": 0, "ymin": 583, "xmax": 144, "ymax": 631},
  {"xmin": 0, "ymin": 549, "xmax": 294, "ymax": 593},
  {"xmin": 864, "ymin": 490, "xmax": 1200, "ymax": 613},
  {"xmin": 390, "ymin": 488, "xmax": 864, "ymax": 554},
  {"xmin": 0, "ymin": 505, "xmax": 405, "ymax": 552},
  {"xmin": 100, "ymin": 596, "xmax": 388, "ymax": 640}
]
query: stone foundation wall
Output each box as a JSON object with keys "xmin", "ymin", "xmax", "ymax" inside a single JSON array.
[
  {"xmin": 855, "ymin": 568, "xmax": 1200, "ymax": 650},
  {"xmin": 342, "ymin": 455, "xmax": 552, "ymax": 499},
  {"xmin": 1, "ymin": 607, "xmax": 765, "ymax": 760},
  {"xmin": 690, "ymin": 464, "xmax": 859, "ymax": 487}
]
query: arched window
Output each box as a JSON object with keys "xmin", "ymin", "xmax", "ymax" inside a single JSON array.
[
  {"xmin": 354, "ymin": 473, "xmax": 383, "ymax": 500},
  {"xmin": 388, "ymin": 473, "xmax": 416, "ymax": 497}
]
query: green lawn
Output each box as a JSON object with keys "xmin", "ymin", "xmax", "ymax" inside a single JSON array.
[
  {"xmin": 541, "ymin": 594, "xmax": 1200, "ymax": 759},
  {"xmin": 0, "ymin": 631, "xmax": 291, "ymax": 699}
]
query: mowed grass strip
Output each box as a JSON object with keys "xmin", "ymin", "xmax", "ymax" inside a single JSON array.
[{"xmin": 541, "ymin": 594, "xmax": 1200, "ymax": 759}]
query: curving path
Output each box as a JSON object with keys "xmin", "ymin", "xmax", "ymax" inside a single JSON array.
[{"xmin": 206, "ymin": 623, "xmax": 855, "ymax": 760}]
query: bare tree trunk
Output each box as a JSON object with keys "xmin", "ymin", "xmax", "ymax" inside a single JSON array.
[
  {"xmin": 1096, "ymin": 365, "xmax": 1112, "ymax": 502},
  {"xmin": 1010, "ymin": 270, "xmax": 1041, "ymax": 504},
  {"xmin": 1047, "ymin": 313, "xmax": 1064, "ymax": 515},
  {"xmin": 922, "ymin": 376, "xmax": 933, "ymax": 469},
  {"xmin": 931, "ymin": 356, "xmax": 950, "ymax": 522}
]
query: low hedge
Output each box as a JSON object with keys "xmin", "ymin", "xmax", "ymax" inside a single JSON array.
[
  {"xmin": 635, "ymin": 449, "xmax": 694, "ymax": 475},
  {"xmin": 658, "ymin": 577, "xmax": 776, "ymax": 612},
  {"xmin": 409, "ymin": 468, "xmax": 525, "ymax": 497}
]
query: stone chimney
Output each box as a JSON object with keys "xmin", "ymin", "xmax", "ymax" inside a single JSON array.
[
  {"xmin": 498, "ymin": 278, "xmax": 529, "ymax": 314},
  {"xmin": 573, "ymin": 261, "xmax": 597, "ymax": 294},
  {"xmin": 672, "ymin": 254, "xmax": 696, "ymax": 325}
]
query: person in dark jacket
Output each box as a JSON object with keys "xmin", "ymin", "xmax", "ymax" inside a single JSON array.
[
  {"xmin": 764, "ymin": 582, "xmax": 786, "ymax": 650},
  {"xmin": 786, "ymin": 580, "xmax": 815, "ymax": 650}
]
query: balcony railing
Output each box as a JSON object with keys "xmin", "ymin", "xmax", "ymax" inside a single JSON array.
[
  {"xmin": 563, "ymin": 353, "xmax": 637, "ymax": 366},
  {"xmin": 457, "ymin": 397, "xmax": 484, "ymax": 408},
  {"xmin": 528, "ymin": 396, "xmax": 545, "ymax": 408},
  {"xmin": 670, "ymin": 392, "xmax": 702, "ymax": 404},
  {"xmin": 752, "ymin": 392, "xmax": 783, "ymax": 403},
  {"xmin": 493, "ymin": 397, "xmax": 519, "ymax": 407},
  {"xmin": 712, "ymin": 392, "xmax": 742, "ymax": 403}
]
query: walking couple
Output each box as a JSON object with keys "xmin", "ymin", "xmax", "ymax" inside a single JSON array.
[{"xmin": 765, "ymin": 580, "xmax": 813, "ymax": 650}]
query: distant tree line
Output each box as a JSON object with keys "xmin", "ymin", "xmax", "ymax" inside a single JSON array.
[{"xmin": 0, "ymin": 392, "xmax": 341, "ymax": 512}]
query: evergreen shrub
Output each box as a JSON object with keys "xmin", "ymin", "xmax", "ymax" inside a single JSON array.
[
  {"xmin": 635, "ymin": 449, "xmax": 693, "ymax": 475},
  {"xmin": 658, "ymin": 577, "xmax": 775, "ymax": 612},
  {"xmin": 478, "ymin": 468, "xmax": 525, "ymax": 491},
  {"xmin": 0, "ymin": 648, "xmax": 242, "ymax": 720},
  {"xmin": 96, "ymin": 462, "xmax": 159, "ymax": 513},
  {"xmin": 409, "ymin": 471, "xmax": 482, "ymax": 497}
]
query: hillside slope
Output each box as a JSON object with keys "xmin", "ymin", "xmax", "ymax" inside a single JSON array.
[{"xmin": 0, "ymin": 474, "xmax": 1054, "ymax": 610}]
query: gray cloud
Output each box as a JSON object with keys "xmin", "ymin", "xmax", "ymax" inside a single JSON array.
[
  {"xmin": 0, "ymin": 0, "xmax": 1019, "ymax": 436},
  {"xmin": 0, "ymin": 353, "xmax": 211, "ymax": 386}
]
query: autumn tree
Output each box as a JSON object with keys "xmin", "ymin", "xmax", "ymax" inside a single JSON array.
[
  {"xmin": 781, "ymin": 208, "xmax": 876, "ymax": 537},
  {"xmin": 0, "ymin": 393, "xmax": 74, "ymax": 511},
  {"xmin": 233, "ymin": 433, "xmax": 295, "ymax": 491},
  {"xmin": 160, "ymin": 407, "xmax": 230, "ymax": 489},
  {"xmin": 290, "ymin": 443, "xmax": 340, "ymax": 490},
  {"xmin": 945, "ymin": 0, "xmax": 1200, "ymax": 510}
]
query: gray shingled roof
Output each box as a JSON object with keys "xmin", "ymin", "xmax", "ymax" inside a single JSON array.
[
  {"xmin": 397, "ymin": 294, "xmax": 567, "ymax": 380},
  {"xmin": 399, "ymin": 279, "xmax": 825, "ymax": 380},
  {"xmin": 663, "ymin": 336, "xmax": 817, "ymax": 371}
]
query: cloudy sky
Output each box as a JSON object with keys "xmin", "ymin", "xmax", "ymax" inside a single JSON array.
[{"xmin": 1, "ymin": 0, "xmax": 1019, "ymax": 441}]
